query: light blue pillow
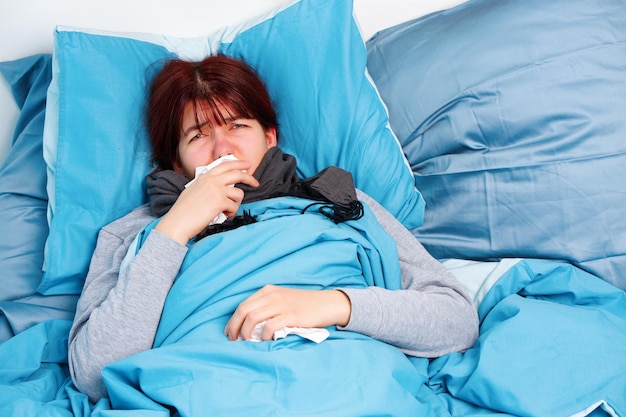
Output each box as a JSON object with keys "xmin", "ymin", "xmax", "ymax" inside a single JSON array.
[
  {"xmin": 366, "ymin": 0, "xmax": 626, "ymax": 289},
  {"xmin": 0, "ymin": 54, "xmax": 51, "ymax": 300},
  {"xmin": 39, "ymin": 0, "xmax": 425, "ymax": 295},
  {"xmin": 39, "ymin": 35, "xmax": 169, "ymax": 295}
]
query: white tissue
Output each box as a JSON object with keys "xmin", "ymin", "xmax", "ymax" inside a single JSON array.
[
  {"xmin": 243, "ymin": 321, "xmax": 330, "ymax": 344},
  {"xmin": 185, "ymin": 154, "xmax": 239, "ymax": 225},
  {"xmin": 185, "ymin": 154, "xmax": 239, "ymax": 188},
  {"xmin": 273, "ymin": 326, "xmax": 330, "ymax": 343}
]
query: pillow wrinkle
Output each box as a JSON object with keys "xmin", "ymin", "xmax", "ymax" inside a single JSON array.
[{"xmin": 366, "ymin": 0, "xmax": 626, "ymax": 290}]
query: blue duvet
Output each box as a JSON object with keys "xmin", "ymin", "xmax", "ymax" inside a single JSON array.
[
  {"xmin": 100, "ymin": 197, "xmax": 430, "ymax": 416},
  {"xmin": 1, "ymin": 199, "xmax": 625, "ymax": 416},
  {"xmin": 429, "ymin": 259, "xmax": 626, "ymax": 417}
]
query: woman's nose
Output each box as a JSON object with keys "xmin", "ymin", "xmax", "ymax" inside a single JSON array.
[{"xmin": 213, "ymin": 130, "xmax": 233, "ymax": 159}]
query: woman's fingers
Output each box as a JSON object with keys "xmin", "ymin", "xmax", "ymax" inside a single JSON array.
[
  {"xmin": 224, "ymin": 286, "xmax": 352, "ymax": 341},
  {"xmin": 155, "ymin": 162, "xmax": 258, "ymax": 244},
  {"xmin": 206, "ymin": 160, "xmax": 259, "ymax": 188},
  {"xmin": 193, "ymin": 162, "xmax": 258, "ymax": 190}
]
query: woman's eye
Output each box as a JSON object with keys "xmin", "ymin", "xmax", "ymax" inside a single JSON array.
[{"xmin": 190, "ymin": 133, "xmax": 204, "ymax": 142}]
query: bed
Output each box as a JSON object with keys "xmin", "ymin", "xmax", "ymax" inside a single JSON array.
[{"xmin": 1, "ymin": 0, "xmax": 625, "ymax": 415}]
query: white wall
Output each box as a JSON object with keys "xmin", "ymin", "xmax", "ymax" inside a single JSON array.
[{"xmin": 0, "ymin": 0, "xmax": 467, "ymax": 165}]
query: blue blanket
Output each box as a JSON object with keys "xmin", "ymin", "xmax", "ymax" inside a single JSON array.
[
  {"xmin": 99, "ymin": 197, "xmax": 431, "ymax": 416},
  {"xmin": 1, "ymin": 199, "xmax": 625, "ymax": 416},
  {"xmin": 429, "ymin": 259, "xmax": 626, "ymax": 417}
]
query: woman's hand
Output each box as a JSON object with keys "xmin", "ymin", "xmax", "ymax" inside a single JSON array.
[
  {"xmin": 155, "ymin": 160, "xmax": 259, "ymax": 245},
  {"xmin": 224, "ymin": 285, "xmax": 352, "ymax": 341}
]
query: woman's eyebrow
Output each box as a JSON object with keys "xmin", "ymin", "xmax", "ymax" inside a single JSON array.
[
  {"xmin": 182, "ymin": 121, "xmax": 209, "ymax": 137},
  {"xmin": 182, "ymin": 116, "xmax": 245, "ymax": 136},
  {"xmin": 222, "ymin": 116, "xmax": 240, "ymax": 124}
]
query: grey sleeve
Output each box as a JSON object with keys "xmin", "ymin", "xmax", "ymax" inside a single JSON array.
[
  {"xmin": 339, "ymin": 191, "xmax": 479, "ymax": 357},
  {"xmin": 68, "ymin": 207, "xmax": 188, "ymax": 403}
]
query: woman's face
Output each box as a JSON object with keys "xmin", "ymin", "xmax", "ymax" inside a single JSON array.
[{"xmin": 175, "ymin": 100, "xmax": 277, "ymax": 178}]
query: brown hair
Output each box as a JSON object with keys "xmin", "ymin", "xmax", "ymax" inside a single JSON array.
[{"xmin": 146, "ymin": 55, "xmax": 278, "ymax": 171}]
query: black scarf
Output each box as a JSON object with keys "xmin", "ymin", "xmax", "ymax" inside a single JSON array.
[{"xmin": 146, "ymin": 148, "xmax": 363, "ymax": 239}]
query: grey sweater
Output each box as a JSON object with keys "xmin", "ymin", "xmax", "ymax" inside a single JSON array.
[{"xmin": 69, "ymin": 190, "xmax": 478, "ymax": 402}]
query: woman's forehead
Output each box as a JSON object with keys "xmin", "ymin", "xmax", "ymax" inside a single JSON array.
[{"xmin": 182, "ymin": 100, "xmax": 239, "ymax": 132}]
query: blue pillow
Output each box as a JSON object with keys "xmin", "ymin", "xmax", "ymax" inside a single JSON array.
[
  {"xmin": 0, "ymin": 54, "xmax": 51, "ymax": 300},
  {"xmin": 39, "ymin": 34, "xmax": 170, "ymax": 295},
  {"xmin": 366, "ymin": 0, "xmax": 626, "ymax": 289},
  {"xmin": 39, "ymin": 0, "xmax": 425, "ymax": 295}
]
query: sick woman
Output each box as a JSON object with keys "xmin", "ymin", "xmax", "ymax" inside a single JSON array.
[{"xmin": 68, "ymin": 55, "xmax": 478, "ymax": 412}]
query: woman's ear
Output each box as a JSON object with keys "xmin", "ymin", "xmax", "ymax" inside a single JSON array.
[
  {"xmin": 265, "ymin": 127, "xmax": 277, "ymax": 148},
  {"xmin": 172, "ymin": 159, "xmax": 185, "ymax": 175}
]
